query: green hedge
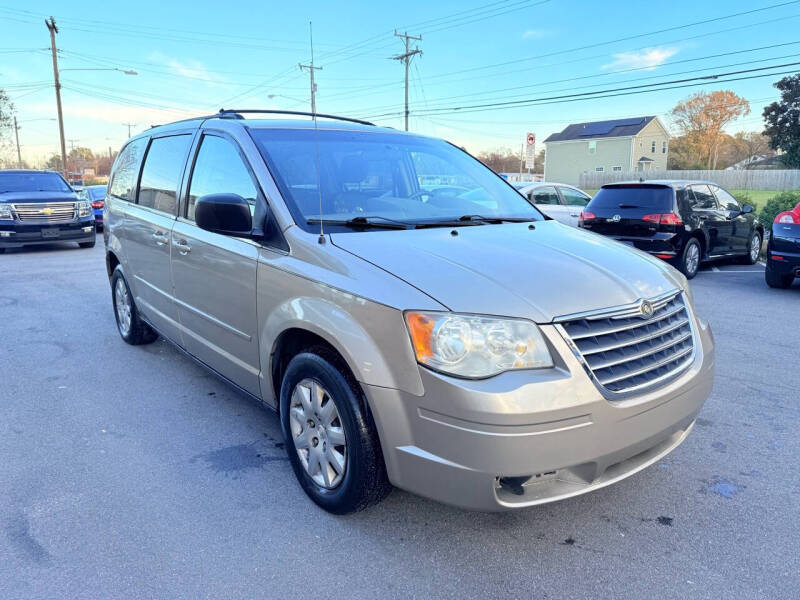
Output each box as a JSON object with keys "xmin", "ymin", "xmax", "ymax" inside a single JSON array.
[{"xmin": 758, "ymin": 191, "xmax": 800, "ymax": 227}]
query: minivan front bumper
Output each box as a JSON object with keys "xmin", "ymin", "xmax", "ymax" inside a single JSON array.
[{"xmin": 363, "ymin": 317, "xmax": 714, "ymax": 511}]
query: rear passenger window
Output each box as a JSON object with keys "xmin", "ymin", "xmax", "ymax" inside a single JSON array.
[
  {"xmin": 690, "ymin": 185, "xmax": 716, "ymax": 210},
  {"xmin": 109, "ymin": 138, "xmax": 147, "ymax": 202},
  {"xmin": 529, "ymin": 186, "xmax": 560, "ymax": 205},
  {"xmin": 187, "ymin": 135, "xmax": 259, "ymax": 221},
  {"xmin": 138, "ymin": 135, "xmax": 192, "ymax": 214}
]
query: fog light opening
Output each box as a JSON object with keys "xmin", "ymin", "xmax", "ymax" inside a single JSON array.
[{"xmin": 498, "ymin": 471, "xmax": 558, "ymax": 497}]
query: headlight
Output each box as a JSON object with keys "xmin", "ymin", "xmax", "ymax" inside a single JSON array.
[
  {"xmin": 0, "ymin": 204, "xmax": 13, "ymax": 220},
  {"xmin": 405, "ymin": 311, "xmax": 553, "ymax": 378},
  {"xmin": 77, "ymin": 199, "xmax": 92, "ymax": 217}
]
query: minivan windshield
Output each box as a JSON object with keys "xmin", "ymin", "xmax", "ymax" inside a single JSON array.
[
  {"xmin": 0, "ymin": 171, "xmax": 72, "ymax": 194},
  {"xmin": 251, "ymin": 128, "xmax": 543, "ymax": 231},
  {"xmin": 589, "ymin": 185, "xmax": 674, "ymax": 211}
]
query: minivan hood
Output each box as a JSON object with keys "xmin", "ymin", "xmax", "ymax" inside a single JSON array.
[
  {"xmin": 330, "ymin": 220, "xmax": 685, "ymax": 322},
  {"xmin": 0, "ymin": 191, "xmax": 77, "ymax": 203}
]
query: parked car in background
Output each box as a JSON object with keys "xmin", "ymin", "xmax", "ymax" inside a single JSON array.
[
  {"xmin": 78, "ymin": 185, "xmax": 108, "ymax": 229},
  {"xmin": 517, "ymin": 181, "xmax": 591, "ymax": 227},
  {"xmin": 0, "ymin": 169, "xmax": 96, "ymax": 252},
  {"xmin": 104, "ymin": 111, "xmax": 713, "ymax": 514},
  {"xmin": 579, "ymin": 181, "xmax": 763, "ymax": 279},
  {"xmin": 765, "ymin": 201, "xmax": 800, "ymax": 288}
]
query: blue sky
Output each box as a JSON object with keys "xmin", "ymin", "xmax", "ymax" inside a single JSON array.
[{"xmin": 2, "ymin": 0, "xmax": 799, "ymax": 164}]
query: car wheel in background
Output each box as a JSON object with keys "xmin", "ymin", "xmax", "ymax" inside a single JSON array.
[
  {"xmin": 765, "ymin": 264, "xmax": 794, "ymax": 289},
  {"xmin": 741, "ymin": 232, "xmax": 761, "ymax": 265},
  {"xmin": 110, "ymin": 266, "xmax": 158, "ymax": 345},
  {"xmin": 79, "ymin": 237, "xmax": 96, "ymax": 249},
  {"xmin": 280, "ymin": 348, "xmax": 391, "ymax": 514},
  {"xmin": 679, "ymin": 238, "xmax": 701, "ymax": 279}
]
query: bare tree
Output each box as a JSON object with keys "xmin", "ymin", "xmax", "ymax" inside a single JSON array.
[{"xmin": 671, "ymin": 90, "xmax": 750, "ymax": 169}]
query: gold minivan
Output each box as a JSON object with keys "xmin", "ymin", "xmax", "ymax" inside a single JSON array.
[{"xmin": 105, "ymin": 111, "xmax": 714, "ymax": 513}]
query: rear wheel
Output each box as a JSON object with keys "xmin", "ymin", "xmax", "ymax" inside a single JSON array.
[
  {"xmin": 765, "ymin": 264, "xmax": 794, "ymax": 289},
  {"xmin": 111, "ymin": 266, "xmax": 158, "ymax": 344},
  {"xmin": 280, "ymin": 349, "xmax": 391, "ymax": 514},
  {"xmin": 741, "ymin": 231, "xmax": 761, "ymax": 265},
  {"xmin": 679, "ymin": 238, "xmax": 701, "ymax": 279}
]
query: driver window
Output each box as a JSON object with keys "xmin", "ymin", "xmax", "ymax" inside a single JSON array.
[
  {"xmin": 689, "ymin": 185, "xmax": 716, "ymax": 210},
  {"xmin": 559, "ymin": 187, "xmax": 590, "ymax": 206},
  {"xmin": 529, "ymin": 186, "xmax": 560, "ymax": 205},
  {"xmin": 712, "ymin": 186, "xmax": 741, "ymax": 212},
  {"xmin": 187, "ymin": 135, "xmax": 259, "ymax": 221}
]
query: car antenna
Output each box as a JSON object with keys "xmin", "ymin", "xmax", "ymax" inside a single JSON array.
[{"xmin": 307, "ymin": 21, "xmax": 325, "ymax": 245}]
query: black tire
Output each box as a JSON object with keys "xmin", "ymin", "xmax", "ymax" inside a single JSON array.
[
  {"xmin": 765, "ymin": 264, "xmax": 794, "ymax": 289},
  {"xmin": 110, "ymin": 266, "xmax": 158, "ymax": 345},
  {"xmin": 678, "ymin": 237, "xmax": 702, "ymax": 279},
  {"xmin": 280, "ymin": 348, "xmax": 391, "ymax": 514},
  {"xmin": 741, "ymin": 231, "xmax": 761, "ymax": 265},
  {"xmin": 79, "ymin": 236, "xmax": 96, "ymax": 249},
  {"xmin": 0, "ymin": 248, "xmax": 5, "ymax": 254}
]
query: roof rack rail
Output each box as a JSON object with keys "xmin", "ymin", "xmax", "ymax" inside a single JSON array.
[{"xmin": 217, "ymin": 109, "xmax": 375, "ymax": 127}]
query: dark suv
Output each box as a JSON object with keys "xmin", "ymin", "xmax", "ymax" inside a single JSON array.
[
  {"xmin": 579, "ymin": 181, "xmax": 763, "ymax": 278},
  {"xmin": 0, "ymin": 170, "xmax": 96, "ymax": 252}
]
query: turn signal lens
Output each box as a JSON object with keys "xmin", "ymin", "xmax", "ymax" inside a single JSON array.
[{"xmin": 404, "ymin": 312, "xmax": 553, "ymax": 378}]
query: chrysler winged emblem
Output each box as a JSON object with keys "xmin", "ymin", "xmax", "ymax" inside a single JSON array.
[{"xmin": 640, "ymin": 300, "xmax": 654, "ymax": 318}]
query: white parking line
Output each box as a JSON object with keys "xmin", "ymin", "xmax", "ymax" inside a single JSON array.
[{"xmin": 711, "ymin": 266, "xmax": 720, "ymax": 272}]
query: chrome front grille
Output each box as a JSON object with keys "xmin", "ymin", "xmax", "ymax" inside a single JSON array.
[
  {"xmin": 557, "ymin": 291, "xmax": 695, "ymax": 395},
  {"xmin": 12, "ymin": 202, "xmax": 76, "ymax": 224}
]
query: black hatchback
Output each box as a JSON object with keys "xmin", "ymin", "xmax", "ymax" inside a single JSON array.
[{"xmin": 579, "ymin": 181, "xmax": 763, "ymax": 279}]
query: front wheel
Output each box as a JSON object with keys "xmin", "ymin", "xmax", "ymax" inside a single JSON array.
[
  {"xmin": 280, "ymin": 349, "xmax": 391, "ymax": 514},
  {"xmin": 679, "ymin": 238, "xmax": 702, "ymax": 279},
  {"xmin": 79, "ymin": 237, "xmax": 96, "ymax": 249}
]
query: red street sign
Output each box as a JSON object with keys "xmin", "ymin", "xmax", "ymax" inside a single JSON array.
[{"xmin": 527, "ymin": 133, "xmax": 535, "ymax": 145}]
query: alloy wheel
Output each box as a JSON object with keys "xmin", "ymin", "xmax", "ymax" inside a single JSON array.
[
  {"xmin": 289, "ymin": 378, "xmax": 347, "ymax": 489},
  {"xmin": 114, "ymin": 278, "xmax": 132, "ymax": 336},
  {"xmin": 686, "ymin": 243, "xmax": 700, "ymax": 276},
  {"xmin": 750, "ymin": 235, "xmax": 761, "ymax": 262}
]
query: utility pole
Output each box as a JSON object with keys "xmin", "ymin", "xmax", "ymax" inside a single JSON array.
[
  {"xmin": 392, "ymin": 31, "xmax": 422, "ymax": 132},
  {"xmin": 298, "ymin": 22, "xmax": 321, "ymax": 114},
  {"xmin": 45, "ymin": 17, "xmax": 67, "ymax": 177},
  {"xmin": 13, "ymin": 117, "xmax": 22, "ymax": 168},
  {"xmin": 122, "ymin": 122, "xmax": 135, "ymax": 138}
]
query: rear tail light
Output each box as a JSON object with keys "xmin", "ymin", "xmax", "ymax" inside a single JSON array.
[
  {"xmin": 91, "ymin": 201, "xmax": 104, "ymax": 209},
  {"xmin": 643, "ymin": 213, "xmax": 683, "ymax": 226},
  {"xmin": 578, "ymin": 210, "xmax": 596, "ymax": 227},
  {"xmin": 776, "ymin": 211, "xmax": 800, "ymax": 224}
]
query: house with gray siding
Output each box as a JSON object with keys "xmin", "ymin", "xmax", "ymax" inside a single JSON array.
[{"xmin": 543, "ymin": 116, "xmax": 670, "ymax": 186}]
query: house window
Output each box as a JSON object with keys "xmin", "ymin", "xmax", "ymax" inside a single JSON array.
[
  {"xmin": 662, "ymin": 141, "xmax": 667, "ymax": 154},
  {"xmin": 612, "ymin": 166, "xmax": 622, "ymax": 172},
  {"xmin": 588, "ymin": 140, "xmax": 596, "ymax": 154},
  {"xmin": 651, "ymin": 140, "xmax": 656, "ymax": 153},
  {"xmin": 595, "ymin": 166, "xmax": 604, "ymax": 172}
]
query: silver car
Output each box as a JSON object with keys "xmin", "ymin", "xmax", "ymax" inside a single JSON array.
[
  {"xmin": 517, "ymin": 181, "xmax": 593, "ymax": 227},
  {"xmin": 104, "ymin": 112, "xmax": 714, "ymax": 513}
]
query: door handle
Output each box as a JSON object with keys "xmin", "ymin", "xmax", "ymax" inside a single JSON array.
[
  {"xmin": 172, "ymin": 238, "xmax": 191, "ymax": 255},
  {"xmin": 152, "ymin": 231, "xmax": 168, "ymax": 246},
  {"xmin": 570, "ymin": 213, "xmax": 579, "ymax": 217}
]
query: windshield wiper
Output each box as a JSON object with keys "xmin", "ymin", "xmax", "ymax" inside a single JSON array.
[
  {"xmin": 307, "ymin": 216, "xmax": 411, "ymax": 230},
  {"xmin": 416, "ymin": 215, "xmax": 536, "ymax": 228}
]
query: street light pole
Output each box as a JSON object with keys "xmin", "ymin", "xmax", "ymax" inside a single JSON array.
[
  {"xmin": 13, "ymin": 117, "xmax": 22, "ymax": 168},
  {"xmin": 45, "ymin": 16, "xmax": 67, "ymax": 177}
]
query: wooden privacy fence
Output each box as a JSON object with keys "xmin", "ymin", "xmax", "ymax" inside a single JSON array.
[{"xmin": 579, "ymin": 169, "xmax": 800, "ymax": 190}]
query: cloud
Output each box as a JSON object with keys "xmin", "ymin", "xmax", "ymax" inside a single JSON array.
[
  {"xmin": 148, "ymin": 52, "xmax": 223, "ymax": 86},
  {"xmin": 522, "ymin": 29, "xmax": 549, "ymax": 40},
  {"xmin": 603, "ymin": 47, "xmax": 678, "ymax": 70}
]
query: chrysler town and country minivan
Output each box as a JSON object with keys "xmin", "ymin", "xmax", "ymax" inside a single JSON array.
[{"xmin": 104, "ymin": 111, "xmax": 714, "ymax": 513}]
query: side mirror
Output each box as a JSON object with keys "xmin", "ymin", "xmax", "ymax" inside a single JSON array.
[
  {"xmin": 742, "ymin": 204, "xmax": 754, "ymax": 214},
  {"xmin": 195, "ymin": 193, "xmax": 253, "ymax": 237}
]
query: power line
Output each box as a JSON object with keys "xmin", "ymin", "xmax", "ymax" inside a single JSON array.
[{"xmin": 362, "ymin": 62, "xmax": 800, "ymax": 119}]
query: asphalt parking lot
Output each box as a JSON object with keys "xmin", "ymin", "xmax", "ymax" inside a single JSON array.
[{"xmin": 1, "ymin": 235, "xmax": 798, "ymax": 599}]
